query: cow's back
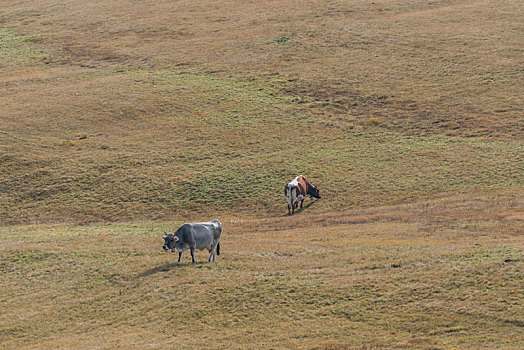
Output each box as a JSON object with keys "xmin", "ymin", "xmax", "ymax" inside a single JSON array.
[
  {"xmin": 190, "ymin": 220, "xmax": 222, "ymax": 247},
  {"xmin": 296, "ymin": 176, "xmax": 307, "ymax": 196}
]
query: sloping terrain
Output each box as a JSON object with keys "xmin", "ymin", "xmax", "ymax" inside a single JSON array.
[
  {"xmin": 1, "ymin": 0, "xmax": 522, "ymax": 224},
  {"xmin": 0, "ymin": 1, "xmax": 522, "ymax": 348}
]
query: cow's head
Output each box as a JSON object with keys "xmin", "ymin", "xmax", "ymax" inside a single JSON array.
[
  {"xmin": 309, "ymin": 185, "xmax": 321, "ymax": 199},
  {"xmin": 162, "ymin": 231, "xmax": 179, "ymax": 252}
]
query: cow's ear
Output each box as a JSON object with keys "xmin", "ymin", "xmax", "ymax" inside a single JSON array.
[
  {"xmin": 174, "ymin": 236, "xmax": 179, "ymax": 242},
  {"xmin": 164, "ymin": 230, "xmax": 168, "ymax": 234},
  {"xmin": 163, "ymin": 236, "xmax": 166, "ymax": 240}
]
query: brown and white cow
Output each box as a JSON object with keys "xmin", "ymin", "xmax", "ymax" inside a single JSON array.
[{"xmin": 284, "ymin": 175, "xmax": 321, "ymax": 215}]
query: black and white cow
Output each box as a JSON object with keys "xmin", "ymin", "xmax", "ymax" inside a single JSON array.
[{"xmin": 163, "ymin": 219, "xmax": 222, "ymax": 263}]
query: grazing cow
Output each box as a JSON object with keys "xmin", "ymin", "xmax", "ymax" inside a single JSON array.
[
  {"xmin": 284, "ymin": 175, "xmax": 321, "ymax": 215},
  {"xmin": 162, "ymin": 219, "xmax": 222, "ymax": 263}
]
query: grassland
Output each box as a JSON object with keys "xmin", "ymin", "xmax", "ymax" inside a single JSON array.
[
  {"xmin": 1, "ymin": 0, "xmax": 522, "ymax": 224},
  {"xmin": 0, "ymin": 0, "xmax": 523, "ymax": 348},
  {"xmin": 1, "ymin": 191, "xmax": 522, "ymax": 349}
]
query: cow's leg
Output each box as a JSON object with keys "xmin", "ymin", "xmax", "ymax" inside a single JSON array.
[
  {"xmin": 208, "ymin": 246, "xmax": 213, "ymax": 262},
  {"xmin": 190, "ymin": 246, "xmax": 196, "ymax": 263},
  {"xmin": 178, "ymin": 251, "xmax": 182, "ymax": 262},
  {"xmin": 209, "ymin": 245, "xmax": 216, "ymax": 262},
  {"xmin": 288, "ymin": 204, "xmax": 291, "ymax": 215},
  {"xmin": 300, "ymin": 199, "xmax": 304, "ymax": 208}
]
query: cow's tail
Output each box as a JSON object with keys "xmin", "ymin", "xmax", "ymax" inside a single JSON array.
[
  {"xmin": 290, "ymin": 186, "xmax": 298, "ymax": 206},
  {"xmin": 285, "ymin": 184, "xmax": 293, "ymax": 206},
  {"xmin": 217, "ymin": 242, "xmax": 220, "ymax": 256}
]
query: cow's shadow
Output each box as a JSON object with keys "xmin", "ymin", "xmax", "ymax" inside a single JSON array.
[
  {"xmin": 137, "ymin": 261, "xmax": 207, "ymax": 278},
  {"xmin": 281, "ymin": 198, "xmax": 320, "ymax": 217}
]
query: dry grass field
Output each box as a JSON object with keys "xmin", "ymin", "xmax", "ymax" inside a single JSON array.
[
  {"xmin": 0, "ymin": 0, "xmax": 523, "ymax": 348},
  {"xmin": 1, "ymin": 191, "xmax": 523, "ymax": 349}
]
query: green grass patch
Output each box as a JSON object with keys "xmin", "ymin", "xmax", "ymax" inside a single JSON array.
[{"xmin": 0, "ymin": 28, "xmax": 45, "ymax": 64}]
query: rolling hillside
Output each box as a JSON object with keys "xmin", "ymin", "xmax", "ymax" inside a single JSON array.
[
  {"xmin": 0, "ymin": 0, "xmax": 523, "ymax": 349},
  {"xmin": 1, "ymin": 0, "xmax": 522, "ymax": 224}
]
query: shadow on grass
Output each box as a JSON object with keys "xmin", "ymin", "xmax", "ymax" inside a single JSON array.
[
  {"xmin": 280, "ymin": 198, "xmax": 320, "ymax": 217},
  {"xmin": 137, "ymin": 261, "xmax": 209, "ymax": 278}
]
